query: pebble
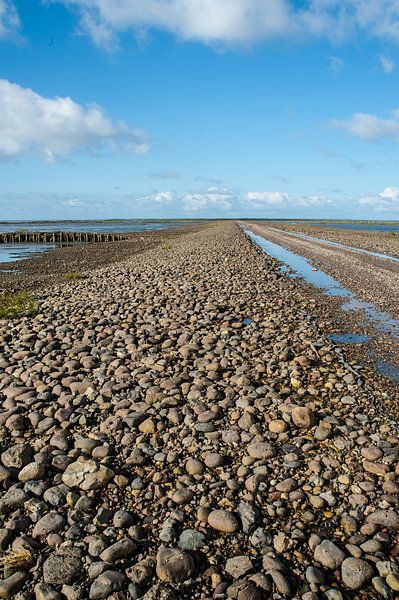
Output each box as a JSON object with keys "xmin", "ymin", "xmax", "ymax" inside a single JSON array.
[
  {"xmin": 314, "ymin": 540, "xmax": 346, "ymax": 570},
  {"xmin": 156, "ymin": 547, "xmax": 195, "ymax": 583},
  {"xmin": 341, "ymin": 557, "xmax": 374, "ymax": 590},
  {"xmin": 208, "ymin": 510, "xmax": 239, "ymax": 533},
  {"xmin": 0, "ymin": 222, "xmax": 397, "ymax": 599}
]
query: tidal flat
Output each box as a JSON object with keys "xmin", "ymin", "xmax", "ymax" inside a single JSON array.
[{"xmin": 0, "ymin": 222, "xmax": 398, "ymax": 599}]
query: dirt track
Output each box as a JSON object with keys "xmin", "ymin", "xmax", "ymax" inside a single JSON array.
[{"xmin": 246, "ymin": 223, "xmax": 399, "ymax": 322}]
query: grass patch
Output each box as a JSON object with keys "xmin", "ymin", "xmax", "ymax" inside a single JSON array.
[
  {"xmin": 64, "ymin": 272, "xmax": 86, "ymax": 280},
  {"xmin": 0, "ymin": 547, "xmax": 35, "ymax": 570},
  {"xmin": 162, "ymin": 243, "xmax": 173, "ymax": 250},
  {"xmin": 0, "ymin": 292, "xmax": 37, "ymax": 319}
]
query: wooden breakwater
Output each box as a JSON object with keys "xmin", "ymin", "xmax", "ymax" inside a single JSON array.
[{"xmin": 0, "ymin": 231, "xmax": 128, "ymax": 244}]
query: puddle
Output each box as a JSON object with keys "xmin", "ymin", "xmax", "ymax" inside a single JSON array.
[
  {"xmin": 374, "ymin": 358, "xmax": 399, "ymax": 382},
  {"xmin": 0, "ymin": 269, "xmax": 20, "ymax": 274},
  {"xmin": 341, "ymin": 298, "xmax": 399, "ymax": 339},
  {"xmin": 245, "ymin": 230, "xmax": 351, "ymax": 297},
  {"xmin": 242, "ymin": 318, "xmax": 253, "ymax": 325},
  {"xmin": 243, "ymin": 226, "xmax": 399, "ymax": 384},
  {"xmin": 330, "ymin": 333, "xmax": 370, "ymax": 344},
  {"xmin": 270, "ymin": 227, "xmax": 399, "ymax": 264}
]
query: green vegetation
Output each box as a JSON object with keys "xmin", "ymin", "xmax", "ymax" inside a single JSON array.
[
  {"xmin": 64, "ymin": 272, "xmax": 86, "ymax": 280},
  {"xmin": 162, "ymin": 243, "xmax": 174, "ymax": 250},
  {"xmin": 0, "ymin": 292, "xmax": 37, "ymax": 319}
]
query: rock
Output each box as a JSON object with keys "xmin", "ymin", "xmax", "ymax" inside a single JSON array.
[
  {"xmin": 156, "ymin": 547, "xmax": 195, "ymax": 583},
  {"xmin": 238, "ymin": 502, "xmax": 258, "ymax": 534},
  {"xmin": 0, "ymin": 571, "xmax": 28, "ymax": 599},
  {"xmin": 113, "ymin": 510, "xmax": 135, "ymax": 529},
  {"xmin": 0, "ymin": 488, "xmax": 27, "ymax": 514},
  {"xmin": 62, "ymin": 459, "xmax": 114, "ymax": 491},
  {"xmin": 366, "ymin": 510, "xmax": 399, "ymax": 529},
  {"xmin": 246, "ymin": 442, "xmax": 275, "ymax": 460},
  {"xmin": 225, "ymin": 556, "xmax": 253, "ymax": 578},
  {"xmin": 386, "ymin": 573, "xmax": 399, "ymax": 591},
  {"xmin": 141, "ymin": 583, "xmax": 177, "ymax": 600},
  {"xmin": 204, "ymin": 452, "xmax": 224, "ymax": 468},
  {"xmin": 185, "ymin": 459, "xmax": 205, "ymax": 475},
  {"xmin": 33, "ymin": 512, "xmax": 66, "ymax": 538},
  {"xmin": 291, "ymin": 406, "xmax": 315, "ymax": 429},
  {"xmin": 178, "ymin": 529, "xmax": 206, "ymax": 551},
  {"xmin": 99, "ymin": 538, "xmax": 137, "ymax": 562},
  {"xmin": 18, "ymin": 462, "xmax": 45, "ymax": 482},
  {"xmin": 127, "ymin": 559, "xmax": 154, "ymax": 585},
  {"xmin": 1, "ymin": 445, "xmax": 32, "ymax": 469},
  {"xmin": 34, "ymin": 582, "xmax": 63, "ymax": 600},
  {"xmin": 314, "ymin": 540, "xmax": 346, "ymax": 570},
  {"xmin": 372, "ymin": 577, "xmax": 393, "ymax": 599},
  {"xmin": 43, "ymin": 551, "xmax": 83, "ymax": 585},
  {"xmin": 341, "ymin": 557, "xmax": 374, "ymax": 590},
  {"xmin": 268, "ymin": 419, "xmax": 287, "ymax": 433},
  {"xmin": 208, "ymin": 510, "xmax": 239, "ymax": 533},
  {"xmin": 89, "ymin": 571, "xmax": 129, "ymax": 599}
]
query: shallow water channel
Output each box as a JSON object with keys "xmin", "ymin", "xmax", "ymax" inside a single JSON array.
[{"xmin": 243, "ymin": 227, "xmax": 399, "ymax": 382}]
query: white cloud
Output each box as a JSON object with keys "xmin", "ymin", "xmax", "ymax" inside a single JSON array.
[
  {"xmin": 50, "ymin": 0, "xmax": 399, "ymax": 48},
  {"xmin": 0, "ymin": 79, "xmax": 149, "ymax": 161},
  {"xmin": 0, "ymin": 0, "xmax": 19, "ymax": 39},
  {"xmin": 183, "ymin": 187, "xmax": 234, "ymax": 211},
  {"xmin": 247, "ymin": 191, "xmax": 290, "ymax": 206},
  {"xmin": 246, "ymin": 191, "xmax": 326, "ymax": 209},
  {"xmin": 358, "ymin": 186, "xmax": 399, "ymax": 211},
  {"xmin": 330, "ymin": 110, "xmax": 399, "ymax": 142},
  {"xmin": 380, "ymin": 55, "xmax": 395, "ymax": 74},
  {"xmin": 380, "ymin": 186, "xmax": 399, "ymax": 200}
]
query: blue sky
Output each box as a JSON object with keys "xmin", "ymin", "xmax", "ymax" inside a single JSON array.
[{"xmin": 0, "ymin": 0, "xmax": 398, "ymax": 219}]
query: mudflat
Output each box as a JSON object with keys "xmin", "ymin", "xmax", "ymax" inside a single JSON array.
[{"xmin": 0, "ymin": 222, "xmax": 398, "ymax": 599}]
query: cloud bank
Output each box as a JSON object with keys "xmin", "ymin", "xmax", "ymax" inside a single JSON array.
[
  {"xmin": 0, "ymin": 79, "xmax": 149, "ymax": 161},
  {"xmin": 1, "ymin": 186, "xmax": 398, "ymax": 219},
  {"xmin": 32, "ymin": 0, "xmax": 399, "ymax": 49}
]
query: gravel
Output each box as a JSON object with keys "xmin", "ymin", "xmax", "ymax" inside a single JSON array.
[{"xmin": 0, "ymin": 222, "xmax": 398, "ymax": 598}]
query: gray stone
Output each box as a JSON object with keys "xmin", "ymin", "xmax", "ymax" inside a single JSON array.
[
  {"xmin": 1, "ymin": 445, "xmax": 32, "ymax": 469},
  {"xmin": 34, "ymin": 583, "xmax": 63, "ymax": 600},
  {"xmin": 314, "ymin": 540, "xmax": 346, "ymax": 570},
  {"xmin": 225, "ymin": 556, "xmax": 253, "ymax": 578},
  {"xmin": 178, "ymin": 529, "xmax": 206, "ymax": 551},
  {"xmin": 89, "ymin": 571, "xmax": 129, "ymax": 600},
  {"xmin": 32, "ymin": 512, "xmax": 66, "ymax": 538},
  {"xmin": 99, "ymin": 538, "xmax": 137, "ymax": 562},
  {"xmin": 0, "ymin": 571, "xmax": 28, "ymax": 599},
  {"xmin": 238, "ymin": 502, "xmax": 259, "ymax": 534},
  {"xmin": 43, "ymin": 551, "xmax": 83, "ymax": 585},
  {"xmin": 366, "ymin": 510, "xmax": 399, "ymax": 530},
  {"xmin": 341, "ymin": 557, "xmax": 374, "ymax": 590},
  {"xmin": 0, "ymin": 488, "xmax": 27, "ymax": 514}
]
